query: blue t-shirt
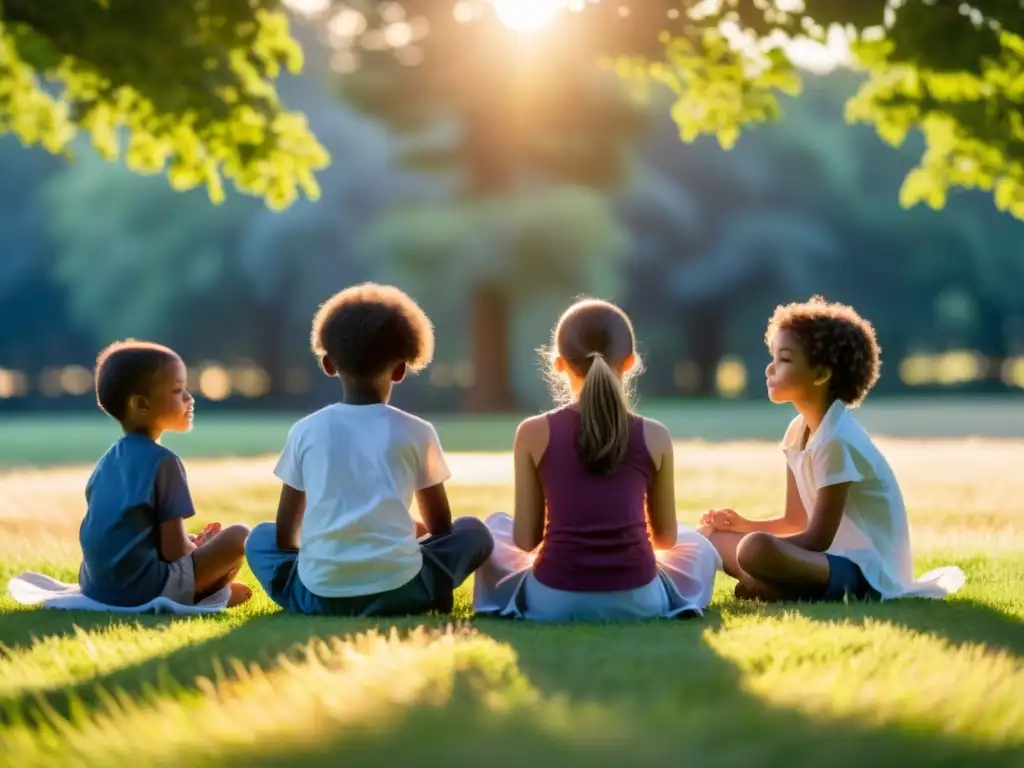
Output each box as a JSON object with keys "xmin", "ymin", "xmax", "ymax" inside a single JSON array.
[{"xmin": 78, "ymin": 434, "xmax": 196, "ymax": 606}]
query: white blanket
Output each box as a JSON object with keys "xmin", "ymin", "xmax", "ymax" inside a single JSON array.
[{"xmin": 7, "ymin": 572, "xmax": 230, "ymax": 614}]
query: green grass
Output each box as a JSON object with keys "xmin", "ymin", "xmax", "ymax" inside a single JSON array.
[
  {"xmin": 1, "ymin": 435, "xmax": 1023, "ymax": 766},
  {"xmin": 2, "ymin": 395, "xmax": 1024, "ymax": 468}
]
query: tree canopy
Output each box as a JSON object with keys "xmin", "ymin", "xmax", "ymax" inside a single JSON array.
[
  {"xmin": 310, "ymin": 0, "xmax": 1024, "ymax": 220},
  {"xmin": 2, "ymin": 1, "xmax": 1021, "ymax": 218},
  {"xmin": 0, "ymin": 0, "xmax": 328, "ymax": 209}
]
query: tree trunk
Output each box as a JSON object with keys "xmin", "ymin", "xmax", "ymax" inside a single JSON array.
[
  {"xmin": 688, "ymin": 303, "xmax": 727, "ymax": 397},
  {"xmin": 252, "ymin": 296, "xmax": 289, "ymax": 407},
  {"xmin": 467, "ymin": 283, "xmax": 515, "ymax": 412}
]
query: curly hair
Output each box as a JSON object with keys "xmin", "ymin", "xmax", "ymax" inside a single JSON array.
[
  {"xmin": 95, "ymin": 339, "xmax": 180, "ymax": 422},
  {"xmin": 765, "ymin": 296, "xmax": 881, "ymax": 407},
  {"xmin": 310, "ymin": 283, "xmax": 434, "ymax": 378}
]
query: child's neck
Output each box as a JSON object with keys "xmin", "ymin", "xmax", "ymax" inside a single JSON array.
[
  {"xmin": 340, "ymin": 380, "xmax": 389, "ymax": 406},
  {"xmin": 124, "ymin": 424, "xmax": 161, "ymax": 442},
  {"xmin": 795, "ymin": 396, "xmax": 836, "ymax": 440}
]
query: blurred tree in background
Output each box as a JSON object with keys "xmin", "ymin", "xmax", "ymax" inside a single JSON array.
[
  {"xmin": 2, "ymin": 4, "xmax": 1023, "ymax": 412},
  {"xmin": 38, "ymin": 22, "xmax": 409, "ymax": 399},
  {"xmin": 317, "ymin": 0, "xmax": 1024, "ymax": 221},
  {"xmin": 359, "ymin": 187, "xmax": 630, "ymax": 408},
  {"xmin": 334, "ymin": 3, "xmax": 647, "ymax": 409}
]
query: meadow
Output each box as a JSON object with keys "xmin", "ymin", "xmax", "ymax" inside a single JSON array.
[{"xmin": 1, "ymin": 400, "xmax": 1022, "ymax": 766}]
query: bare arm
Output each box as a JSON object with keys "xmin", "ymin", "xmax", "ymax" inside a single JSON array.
[
  {"xmin": 709, "ymin": 467, "xmax": 808, "ymax": 535},
  {"xmin": 748, "ymin": 467, "xmax": 809, "ymax": 534},
  {"xmin": 512, "ymin": 418, "xmax": 546, "ymax": 553},
  {"xmin": 644, "ymin": 420, "xmax": 677, "ymax": 550},
  {"xmin": 275, "ymin": 483, "xmax": 306, "ymax": 552},
  {"xmin": 415, "ymin": 483, "xmax": 453, "ymax": 536},
  {"xmin": 158, "ymin": 518, "xmax": 197, "ymax": 562},
  {"xmin": 783, "ymin": 481, "xmax": 851, "ymax": 552}
]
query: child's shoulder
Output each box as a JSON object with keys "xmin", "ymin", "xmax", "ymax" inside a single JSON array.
[
  {"xmin": 516, "ymin": 411, "xmax": 550, "ymax": 435},
  {"xmin": 377, "ymin": 405, "xmax": 440, "ymax": 440},
  {"xmin": 103, "ymin": 434, "xmax": 177, "ymax": 466},
  {"xmin": 637, "ymin": 414, "xmax": 671, "ymax": 440},
  {"xmin": 638, "ymin": 416, "xmax": 672, "ymax": 463}
]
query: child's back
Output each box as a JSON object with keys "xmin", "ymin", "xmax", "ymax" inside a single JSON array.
[
  {"xmin": 276, "ymin": 402, "xmax": 448, "ymax": 597},
  {"xmin": 80, "ymin": 434, "xmax": 189, "ymax": 606},
  {"xmin": 534, "ymin": 406, "xmax": 656, "ymax": 592},
  {"xmin": 473, "ymin": 298, "xmax": 720, "ymax": 621},
  {"xmin": 245, "ymin": 283, "xmax": 493, "ymax": 617}
]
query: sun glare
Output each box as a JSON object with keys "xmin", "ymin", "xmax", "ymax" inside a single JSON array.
[{"xmin": 491, "ymin": 0, "xmax": 565, "ymax": 32}]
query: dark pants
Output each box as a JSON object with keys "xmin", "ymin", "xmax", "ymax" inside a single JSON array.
[{"xmin": 245, "ymin": 517, "xmax": 494, "ymax": 617}]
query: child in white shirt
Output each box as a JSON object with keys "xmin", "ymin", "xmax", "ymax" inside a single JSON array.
[
  {"xmin": 699, "ymin": 296, "xmax": 965, "ymax": 602},
  {"xmin": 245, "ymin": 283, "xmax": 494, "ymax": 616}
]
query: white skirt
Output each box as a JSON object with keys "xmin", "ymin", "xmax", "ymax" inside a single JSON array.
[{"xmin": 472, "ymin": 513, "xmax": 722, "ymax": 621}]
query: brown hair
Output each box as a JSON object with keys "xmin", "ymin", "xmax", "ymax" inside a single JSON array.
[
  {"xmin": 310, "ymin": 283, "xmax": 434, "ymax": 378},
  {"xmin": 94, "ymin": 339, "xmax": 179, "ymax": 423},
  {"xmin": 547, "ymin": 299, "xmax": 639, "ymax": 475},
  {"xmin": 765, "ymin": 296, "xmax": 881, "ymax": 406}
]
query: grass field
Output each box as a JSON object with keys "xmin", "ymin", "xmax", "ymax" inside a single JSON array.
[{"xmin": 1, "ymin": 406, "xmax": 1022, "ymax": 766}]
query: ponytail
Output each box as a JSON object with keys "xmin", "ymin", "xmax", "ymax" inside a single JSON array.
[{"xmin": 577, "ymin": 353, "xmax": 631, "ymax": 475}]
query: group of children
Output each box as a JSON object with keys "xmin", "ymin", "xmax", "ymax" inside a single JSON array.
[{"xmin": 75, "ymin": 284, "xmax": 963, "ymax": 621}]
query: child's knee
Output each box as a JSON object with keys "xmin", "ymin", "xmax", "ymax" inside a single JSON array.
[
  {"xmin": 455, "ymin": 516, "xmax": 495, "ymax": 562},
  {"xmin": 220, "ymin": 524, "xmax": 251, "ymax": 558},
  {"xmin": 244, "ymin": 522, "xmax": 275, "ymax": 556},
  {"xmin": 735, "ymin": 532, "xmax": 779, "ymax": 576}
]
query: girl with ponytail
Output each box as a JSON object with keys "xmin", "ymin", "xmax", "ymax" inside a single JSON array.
[{"xmin": 474, "ymin": 299, "xmax": 721, "ymax": 621}]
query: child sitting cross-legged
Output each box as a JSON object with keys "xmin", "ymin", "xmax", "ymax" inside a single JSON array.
[
  {"xmin": 474, "ymin": 298, "xmax": 721, "ymax": 621},
  {"xmin": 245, "ymin": 283, "xmax": 494, "ymax": 617},
  {"xmin": 699, "ymin": 297, "xmax": 965, "ymax": 603},
  {"xmin": 79, "ymin": 341, "xmax": 252, "ymax": 609}
]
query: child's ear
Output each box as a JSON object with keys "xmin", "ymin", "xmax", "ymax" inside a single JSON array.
[
  {"xmin": 128, "ymin": 394, "xmax": 149, "ymax": 415},
  {"xmin": 553, "ymin": 356, "xmax": 567, "ymax": 374},
  {"xmin": 621, "ymin": 353, "xmax": 637, "ymax": 375},
  {"xmin": 319, "ymin": 355, "xmax": 337, "ymax": 377},
  {"xmin": 391, "ymin": 362, "xmax": 407, "ymax": 383},
  {"xmin": 813, "ymin": 367, "xmax": 832, "ymax": 388}
]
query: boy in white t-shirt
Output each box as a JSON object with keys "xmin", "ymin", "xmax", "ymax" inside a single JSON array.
[
  {"xmin": 245, "ymin": 284, "xmax": 494, "ymax": 616},
  {"xmin": 698, "ymin": 297, "xmax": 964, "ymax": 603}
]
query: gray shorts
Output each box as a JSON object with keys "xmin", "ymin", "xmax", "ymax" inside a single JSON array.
[
  {"xmin": 159, "ymin": 554, "xmax": 196, "ymax": 605},
  {"xmin": 522, "ymin": 573, "xmax": 671, "ymax": 622}
]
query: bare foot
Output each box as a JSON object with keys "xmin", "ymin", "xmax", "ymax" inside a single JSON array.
[{"xmin": 227, "ymin": 581, "xmax": 253, "ymax": 608}]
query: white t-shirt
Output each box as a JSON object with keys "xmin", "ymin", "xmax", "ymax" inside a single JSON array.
[
  {"xmin": 781, "ymin": 401, "xmax": 964, "ymax": 599},
  {"xmin": 274, "ymin": 403, "xmax": 451, "ymax": 598}
]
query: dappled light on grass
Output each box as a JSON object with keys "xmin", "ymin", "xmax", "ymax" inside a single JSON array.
[
  {"xmin": 706, "ymin": 613, "xmax": 1024, "ymax": 747},
  {"xmin": 0, "ymin": 626, "xmax": 614, "ymax": 767},
  {"xmin": 0, "ymin": 441, "xmax": 1022, "ymax": 765},
  {"xmin": 0, "ymin": 615, "xmax": 238, "ymax": 708}
]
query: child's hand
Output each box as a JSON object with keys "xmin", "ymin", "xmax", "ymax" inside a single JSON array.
[
  {"xmin": 192, "ymin": 522, "xmax": 222, "ymax": 547},
  {"xmin": 704, "ymin": 509, "xmax": 741, "ymax": 531}
]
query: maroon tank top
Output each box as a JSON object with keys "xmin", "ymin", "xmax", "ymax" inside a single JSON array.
[{"xmin": 531, "ymin": 406, "xmax": 657, "ymax": 592}]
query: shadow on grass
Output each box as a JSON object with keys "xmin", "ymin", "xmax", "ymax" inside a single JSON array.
[
  {"xmin": 1, "ymin": 593, "xmax": 1022, "ymax": 766},
  {"xmin": 0, "ymin": 605, "xmax": 228, "ymax": 659}
]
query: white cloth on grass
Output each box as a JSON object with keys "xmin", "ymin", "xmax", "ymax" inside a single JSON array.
[{"xmin": 7, "ymin": 572, "xmax": 230, "ymax": 614}]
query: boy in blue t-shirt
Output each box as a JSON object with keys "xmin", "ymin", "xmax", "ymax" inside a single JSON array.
[{"xmin": 78, "ymin": 340, "xmax": 251, "ymax": 608}]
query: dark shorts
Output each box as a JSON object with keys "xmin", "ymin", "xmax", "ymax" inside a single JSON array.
[
  {"xmin": 245, "ymin": 517, "xmax": 494, "ymax": 617},
  {"xmin": 823, "ymin": 554, "xmax": 881, "ymax": 602}
]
